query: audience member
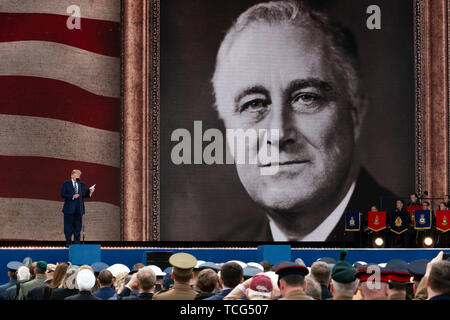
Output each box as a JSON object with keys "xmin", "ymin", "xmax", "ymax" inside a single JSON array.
[
  {"xmin": 206, "ymin": 262, "xmax": 243, "ymax": 300},
  {"xmin": 28, "ymin": 263, "xmax": 56, "ymax": 300},
  {"xmin": 18, "ymin": 261, "xmax": 47, "ymax": 300},
  {"xmin": 4, "ymin": 266, "xmax": 30, "ymax": 300},
  {"xmin": 194, "ymin": 268, "xmax": 219, "ymax": 300},
  {"xmin": 330, "ymin": 251, "xmax": 359, "ymax": 300},
  {"xmin": 153, "ymin": 253, "xmax": 198, "ymax": 300},
  {"xmin": 0, "ymin": 261, "xmax": 23, "ymax": 299},
  {"xmin": 425, "ymin": 252, "xmax": 450, "ymax": 300},
  {"xmin": 92, "ymin": 269, "xmax": 116, "ymax": 300},
  {"xmin": 246, "ymin": 274, "xmax": 273, "ymax": 300},
  {"xmin": 49, "ymin": 267, "xmax": 79, "ymax": 300},
  {"xmin": 310, "ymin": 261, "xmax": 333, "ymax": 300},
  {"xmin": 274, "ymin": 262, "xmax": 311, "ymax": 300},
  {"xmin": 121, "ymin": 267, "xmax": 156, "ymax": 300},
  {"xmin": 65, "ymin": 269, "xmax": 101, "ymax": 300},
  {"xmin": 385, "ymin": 259, "xmax": 412, "ymax": 300},
  {"xmin": 355, "ymin": 264, "xmax": 389, "ymax": 300},
  {"xmin": 305, "ymin": 275, "xmax": 322, "ymax": 300},
  {"xmin": 260, "ymin": 261, "xmax": 272, "ymax": 272},
  {"xmin": 41, "ymin": 263, "xmax": 69, "ymax": 300}
]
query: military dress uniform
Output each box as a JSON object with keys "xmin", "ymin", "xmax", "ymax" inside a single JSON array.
[
  {"xmin": 385, "ymin": 259, "xmax": 413, "ymax": 300},
  {"xmin": 274, "ymin": 261, "xmax": 312, "ymax": 300},
  {"xmin": 152, "ymin": 252, "xmax": 198, "ymax": 300},
  {"xmin": 0, "ymin": 261, "xmax": 24, "ymax": 299}
]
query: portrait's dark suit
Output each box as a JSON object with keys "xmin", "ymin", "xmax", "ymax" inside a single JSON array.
[
  {"xmin": 218, "ymin": 167, "xmax": 395, "ymax": 246},
  {"xmin": 61, "ymin": 179, "xmax": 91, "ymax": 247}
]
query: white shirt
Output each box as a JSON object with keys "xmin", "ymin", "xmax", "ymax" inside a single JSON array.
[{"xmin": 269, "ymin": 181, "xmax": 356, "ymax": 241}]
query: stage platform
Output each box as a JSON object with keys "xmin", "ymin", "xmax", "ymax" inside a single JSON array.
[{"xmin": 0, "ymin": 241, "xmax": 447, "ymax": 284}]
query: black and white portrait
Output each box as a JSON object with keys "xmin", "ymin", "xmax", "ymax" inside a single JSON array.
[{"xmin": 159, "ymin": 0, "xmax": 415, "ymax": 242}]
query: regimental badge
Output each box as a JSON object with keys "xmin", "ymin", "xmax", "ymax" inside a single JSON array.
[
  {"xmin": 443, "ymin": 215, "xmax": 448, "ymax": 226},
  {"xmin": 395, "ymin": 216, "xmax": 403, "ymax": 227},
  {"xmin": 349, "ymin": 216, "xmax": 355, "ymax": 226},
  {"xmin": 419, "ymin": 214, "xmax": 426, "ymax": 225},
  {"xmin": 374, "ymin": 215, "xmax": 379, "ymax": 225}
]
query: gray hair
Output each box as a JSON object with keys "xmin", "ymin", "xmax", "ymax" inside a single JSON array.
[
  {"xmin": 17, "ymin": 266, "xmax": 30, "ymax": 281},
  {"xmin": 331, "ymin": 278, "xmax": 359, "ymax": 298},
  {"xmin": 60, "ymin": 267, "xmax": 79, "ymax": 290},
  {"xmin": 212, "ymin": 0, "xmax": 364, "ymax": 116}
]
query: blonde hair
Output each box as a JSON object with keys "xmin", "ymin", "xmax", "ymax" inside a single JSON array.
[
  {"xmin": 113, "ymin": 272, "xmax": 129, "ymax": 292},
  {"xmin": 71, "ymin": 169, "xmax": 82, "ymax": 175}
]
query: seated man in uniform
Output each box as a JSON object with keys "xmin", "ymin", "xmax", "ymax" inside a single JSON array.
[{"xmin": 152, "ymin": 252, "xmax": 198, "ymax": 300}]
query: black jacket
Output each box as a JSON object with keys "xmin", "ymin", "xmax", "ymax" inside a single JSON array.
[
  {"xmin": 64, "ymin": 290, "xmax": 102, "ymax": 300},
  {"xmin": 50, "ymin": 288, "xmax": 79, "ymax": 300},
  {"xmin": 217, "ymin": 167, "xmax": 394, "ymax": 245}
]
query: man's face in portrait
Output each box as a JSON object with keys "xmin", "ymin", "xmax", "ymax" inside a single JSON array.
[{"xmin": 214, "ymin": 23, "xmax": 361, "ymax": 212}]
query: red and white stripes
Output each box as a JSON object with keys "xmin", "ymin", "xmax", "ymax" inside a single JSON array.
[{"xmin": 0, "ymin": 0, "xmax": 121, "ymax": 241}]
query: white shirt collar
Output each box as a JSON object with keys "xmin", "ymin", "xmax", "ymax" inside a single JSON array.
[{"xmin": 269, "ymin": 181, "xmax": 356, "ymax": 242}]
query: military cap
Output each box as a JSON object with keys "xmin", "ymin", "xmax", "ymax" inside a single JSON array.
[
  {"xmin": 107, "ymin": 263, "xmax": 130, "ymax": 277},
  {"xmin": 243, "ymin": 266, "xmax": 262, "ymax": 279},
  {"xmin": 227, "ymin": 260, "xmax": 247, "ymax": 269},
  {"xmin": 91, "ymin": 262, "xmax": 109, "ymax": 273},
  {"xmin": 385, "ymin": 259, "xmax": 412, "ymax": 283},
  {"xmin": 7, "ymin": 261, "xmax": 24, "ymax": 272},
  {"xmin": 407, "ymin": 259, "xmax": 428, "ymax": 282},
  {"xmin": 274, "ymin": 261, "xmax": 309, "ymax": 280},
  {"xmin": 247, "ymin": 262, "xmax": 264, "ymax": 272},
  {"xmin": 317, "ymin": 257, "xmax": 337, "ymax": 269},
  {"xmin": 354, "ymin": 263, "xmax": 389, "ymax": 283},
  {"xmin": 331, "ymin": 250, "xmax": 357, "ymax": 283},
  {"xmin": 148, "ymin": 265, "xmax": 166, "ymax": 277},
  {"xmin": 169, "ymin": 252, "xmax": 197, "ymax": 277},
  {"xmin": 353, "ymin": 261, "xmax": 367, "ymax": 269},
  {"xmin": 194, "ymin": 260, "xmax": 206, "ymax": 270},
  {"xmin": 36, "ymin": 261, "xmax": 47, "ymax": 271},
  {"xmin": 162, "ymin": 267, "xmax": 174, "ymax": 289},
  {"xmin": 198, "ymin": 262, "xmax": 220, "ymax": 272}
]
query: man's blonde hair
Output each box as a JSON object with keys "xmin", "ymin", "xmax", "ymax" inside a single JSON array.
[{"xmin": 71, "ymin": 169, "xmax": 82, "ymax": 175}]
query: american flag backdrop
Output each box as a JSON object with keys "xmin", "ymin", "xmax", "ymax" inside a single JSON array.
[{"xmin": 0, "ymin": 0, "xmax": 121, "ymax": 240}]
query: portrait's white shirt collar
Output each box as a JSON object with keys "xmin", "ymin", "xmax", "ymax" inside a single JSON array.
[{"xmin": 269, "ymin": 181, "xmax": 356, "ymax": 242}]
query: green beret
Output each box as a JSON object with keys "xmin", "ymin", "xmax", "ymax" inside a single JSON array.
[
  {"xmin": 36, "ymin": 261, "xmax": 47, "ymax": 271},
  {"xmin": 331, "ymin": 250, "xmax": 356, "ymax": 283}
]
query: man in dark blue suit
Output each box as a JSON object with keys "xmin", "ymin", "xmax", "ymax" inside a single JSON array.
[{"xmin": 61, "ymin": 169, "xmax": 95, "ymax": 247}]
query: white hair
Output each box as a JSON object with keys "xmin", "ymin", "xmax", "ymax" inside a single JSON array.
[
  {"xmin": 17, "ymin": 266, "xmax": 30, "ymax": 281},
  {"xmin": 331, "ymin": 279, "xmax": 359, "ymax": 298}
]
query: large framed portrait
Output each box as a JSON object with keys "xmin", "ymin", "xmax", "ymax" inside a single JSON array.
[{"xmin": 122, "ymin": 0, "xmax": 449, "ymax": 242}]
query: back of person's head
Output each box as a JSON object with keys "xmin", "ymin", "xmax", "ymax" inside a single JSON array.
[
  {"xmin": 29, "ymin": 262, "xmax": 37, "ymax": 277},
  {"xmin": 305, "ymin": 275, "xmax": 322, "ymax": 300},
  {"xmin": 35, "ymin": 261, "xmax": 47, "ymax": 275},
  {"xmin": 428, "ymin": 261, "xmax": 450, "ymax": 295},
  {"xmin": 260, "ymin": 261, "xmax": 272, "ymax": 272},
  {"xmin": 61, "ymin": 267, "xmax": 78, "ymax": 290},
  {"xmin": 113, "ymin": 272, "xmax": 129, "ymax": 292},
  {"xmin": 17, "ymin": 266, "xmax": 30, "ymax": 281},
  {"xmin": 79, "ymin": 265, "xmax": 94, "ymax": 273},
  {"xmin": 247, "ymin": 274, "xmax": 273, "ymax": 300},
  {"xmin": 49, "ymin": 263, "xmax": 69, "ymax": 289},
  {"xmin": 76, "ymin": 269, "xmax": 96, "ymax": 292},
  {"xmin": 136, "ymin": 266, "xmax": 156, "ymax": 292},
  {"xmin": 98, "ymin": 269, "xmax": 113, "ymax": 286},
  {"xmin": 281, "ymin": 274, "xmax": 305, "ymax": 288},
  {"xmin": 220, "ymin": 262, "xmax": 243, "ymax": 288},
  {"xmin": 331, "ymin": 278, "xmax": 359, "ymax": 298},
  {"xmin": 133, "ymin": 263, "xmax": 145, "ymax": 270},
  {"xmin": 196, "ymin": 268, "xmax": 218, "ymax": 293},
  {"xmin": 360, "ymin": 281, "xmax": 388, "ymax": 300},
  {"xmin": 310, "ymin": 261, "xmax": 331, "ymax": 286}
]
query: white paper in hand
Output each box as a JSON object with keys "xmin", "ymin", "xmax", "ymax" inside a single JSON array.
[{"xmin": 89, "ymin": 184, "xmax": 96, "ymax": 190}]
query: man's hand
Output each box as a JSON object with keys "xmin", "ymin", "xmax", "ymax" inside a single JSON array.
[
  {"xmin": 73, "ymin": 194, "xmax": 80, "ymax": 199},
  {"xmin": 425, "ymin": 251, "xmax": 444, "ymax": 278},
  {"xmin": 90, "ymin": 188, "xmax": 95, "ymax": 196},
  {"xmin": 127, "ymin": 273, "xmax": 140, "ymax": 291}
]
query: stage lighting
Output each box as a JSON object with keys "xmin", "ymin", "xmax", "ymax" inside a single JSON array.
[
  {"xmin": 423, "ymin": 236, "xmax": 433, "ymax": 247},
  {"xmin": 374, "ymin": 237, "xmax": 384, "ymax": 247}
]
